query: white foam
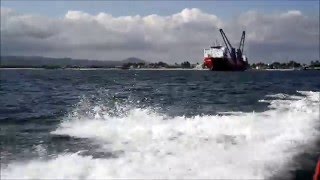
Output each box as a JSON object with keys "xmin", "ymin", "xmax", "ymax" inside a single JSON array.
[{"xmin": 2, "ymin": 91, "xmax": 319, "ymax": 179}]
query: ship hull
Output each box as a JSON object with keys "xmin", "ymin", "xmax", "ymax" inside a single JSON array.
[{"xmin": 204, "ymin": 57, "xmax": 247, "ymax": 71}]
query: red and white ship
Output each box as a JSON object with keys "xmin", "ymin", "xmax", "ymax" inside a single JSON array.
[{"xmin": 203, "ymin": 29, "xmax": 248, "ymax": 71}]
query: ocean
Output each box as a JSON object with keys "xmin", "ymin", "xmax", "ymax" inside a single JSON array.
[{"xmin": 0, "ymin": 69, "xmax": 319, "ymax": 179}]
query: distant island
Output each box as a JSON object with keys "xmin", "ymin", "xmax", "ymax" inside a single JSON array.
[
  {"xmin": 0, "ymin": 56, "xmax": 199, "ymax": 69},
  {"xmin": 0, "ymin": 56, "xmax": 319, "ymax": 70},
  {"xmin": 0, "ymin": 56, "xmax": 124, "ymax": 69}
]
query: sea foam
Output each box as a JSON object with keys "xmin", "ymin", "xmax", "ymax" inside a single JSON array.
[{"xmin": 1, "ymin": 91, "xmax": 319, "ymax": 179}]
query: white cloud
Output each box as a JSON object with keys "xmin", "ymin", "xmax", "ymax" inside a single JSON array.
[{"xmin": 1, "ymin": 7, "xmax": 319, "ymax": 63}]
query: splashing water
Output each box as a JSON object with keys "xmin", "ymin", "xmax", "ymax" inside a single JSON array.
[{"xmin": 1, "ymin": 91, "xmax": 319, "ymax": 179}]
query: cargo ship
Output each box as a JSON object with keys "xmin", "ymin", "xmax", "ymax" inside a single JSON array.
[{"xmin": 203, "ymin": 29, "xmax": 248, "ymax": 71}]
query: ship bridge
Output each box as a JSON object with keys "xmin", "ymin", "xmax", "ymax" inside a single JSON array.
[{"xmin": 204, "ymin": 46, "xmax": 227, "ymax": 58}]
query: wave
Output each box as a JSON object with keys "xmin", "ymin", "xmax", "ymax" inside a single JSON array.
[{"xmin": 1, "ymin": 91, "xmax": 319, "ymax": 179}]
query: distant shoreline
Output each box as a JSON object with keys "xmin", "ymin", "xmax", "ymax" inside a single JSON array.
[
  {"xmin": 0, "ymin": 67, "xmax": 318, "ymax": 71},
  {"xmin": 0, "ymin": 67, "xmax": 203, "ymax": 71}
]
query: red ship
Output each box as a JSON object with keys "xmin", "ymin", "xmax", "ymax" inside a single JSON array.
[{"xmin": 203, "ymin": 29, "xmax": 248, "ymax": 71}]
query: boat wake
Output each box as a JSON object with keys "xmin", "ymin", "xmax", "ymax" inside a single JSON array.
[{"xmin": 1, "ymin": 91, "xmax": 319, "ymax": 179}]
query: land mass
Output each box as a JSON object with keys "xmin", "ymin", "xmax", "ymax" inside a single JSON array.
[
  {"xmin": 0, "ymin": 56, "xmax": 128, "ymax": 68},
  {"xmin": 0, "ymin": 56, "xmax": 319, "ymax": 70},
  {"xmin": 0, "ymin": 56, "xmax": 195, "ymax": 69}
]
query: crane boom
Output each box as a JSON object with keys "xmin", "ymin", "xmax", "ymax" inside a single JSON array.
[
  {"xmin": 238, "ymin": 31, "xmax": 245, "ymax": 53},
  {"xmin": 219, "ymin": 29, "xmax": 237, "ymax": 63},
  {"xmin": 219, "ymin": 29, "xmax": 233, "ymax": 57}
]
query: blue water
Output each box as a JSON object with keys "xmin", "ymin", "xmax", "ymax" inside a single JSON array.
[{"xmin": 1, "ymin": 69, "xmax": 319, "ymax": 179}]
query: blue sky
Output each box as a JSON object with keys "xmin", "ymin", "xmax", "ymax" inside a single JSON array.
[{"xmin": 1, "ymin": 0, "xmax": 319, "ymax": 19}]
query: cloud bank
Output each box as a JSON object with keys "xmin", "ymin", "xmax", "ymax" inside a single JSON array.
[{"xmin": 1, "ymin": 7, "xmax": 319, "ymax": 63}]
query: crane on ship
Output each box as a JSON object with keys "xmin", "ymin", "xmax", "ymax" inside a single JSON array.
[{"xmin": 219, "ymin": 29, "xmax": 246, "ymax": 64}]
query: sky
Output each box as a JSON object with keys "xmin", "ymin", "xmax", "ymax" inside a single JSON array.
[{"xmin": 1, "ymin": 0, "xmax": 319, "ymax": 63}]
